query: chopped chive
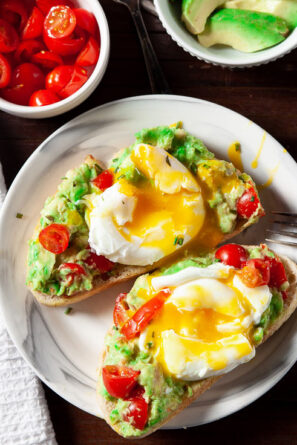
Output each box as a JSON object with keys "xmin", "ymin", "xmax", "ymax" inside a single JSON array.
[
  {"xmin": 166, "ymin": 155, "xmax": 171, "ymax": 166},
  {"xmin": 64, "ymin": 307, "xmax": 73, "ymax": 315},
  {"xmin": 174, "ymin": 235, "xmax": 184, "ymax": 246},
  {"xmin": 61, "ymin": 177, "xmax": 67, "ymax": 180},
  {"xmin": 147, "ymin": 341, "xmax": 153, "ymax": 349},
  {"xmin": 117, "ymin": 174, "xmax": 125, "ymax": 180},
  {"xmin": 250, "ymin": 196, "xmax": 255, "ymax": 202},
  {"xmin": 174, "ymin": 236, "xmax": 178, "ymax": 245},
  {"xmin": 203, "ymin": 164, "xmax": 210, "ymax": 169},
  {"xmin": 16, "ymin": 213, "xmax": 23, "ymax": 219},
  {"xmin": 235, "ymin": 143, "xmax": 241, "ymax": 152},
  {"xmin": 178, "ymin": 237, "xmax": 184, "ymax": 246},
  {"xmin": 113, "ymin": 158, "xmax": 119, "ymax": 162}
]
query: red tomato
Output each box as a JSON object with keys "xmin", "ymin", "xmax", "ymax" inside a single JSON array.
[
  {"xmin": 46, "ymin": 64, "xmax": 74, "ymax": 93},
  {"xmin": 0, "ymin": 9, "xmax": 19, "ymax": 27},
  {"xmin": 59, "ymin": 65, "xmax": 88, "ymax": 98},
  {"xmin": 73, "ymin": 8, "xmax": 98, "ymax": 37},
  {"xmin": 2, "ymin": 62, "xmax": 44, "ymax": 104},
  {"xmin": 113, "ymin": 293, "xmax": 129, "ymax": 327},
  {"xmin": 239, "ymin": 259, "xmax": 270, "ymax": 288},
  {"xmin": 0, "ymin": 0, "xmax": 28, "ymax": 30},
  {"xmin": 44, "ymin": 6, "xmax": 76, "ymax": 39},
  {"xmin": 43, "ymin": 26, "xmax": 86, "ymax": 56},
  {"xmin": 265, "ymin": 257, "xmax": 288, "ymax": 289},
  {"xmin": 237, "ymin": 187, "xmax": 260, "ymax": 219},
  {"xmin": 92, "ymin": 170, "xmax": 113, "ymax": 191},
  {"xmin": 32, "ymin": 50, "xmax": 63, "ymax": 69},
  {"xmin": 29, "ymin": 89, "xmax": 59, "ymax": 106},
  {"xmin": 0, "ymin": 54, "xmax": 11, "ymax": 88},
  {"xmin": 121, "ymin": 289, "xmax": 171, "ymax": 340},
  {"xmin": 36, "ymin": 0, "xmax": 74, "ymax": 15},
  {"xmin": 76, "ymin": 36, "xmax": 99, "ymax": 67},
  {"xmin": 39, "ymin": 223, "xmax": 69, "ymax": 254},
  {"xmin": 215, "ymin": 244, "xmax": 247, "ymax": 269},
  {"xmin": 0, "ymin": 18, "xmax": 19, "ymax": 53},
  {"xmin": 123, "ymin": 394, "xmax": 148, "ymax": 430},
  {"xmin": 85, "ymin": 250, "xmax": 114, "ymax": 273},
  {"xmin": 15, "ymin": 39, "xmax": 45, "ymax": 63},
  {"xmin": 22, "ymin": 7, "xmax": 44, "ymax": 40},
  {"xmin": 102, "ymin": 366, "xmax": 140, "ymax": 399},
  {"xmin": 59, "ymin": 262, "xmax": 86, "ymax": 275}
]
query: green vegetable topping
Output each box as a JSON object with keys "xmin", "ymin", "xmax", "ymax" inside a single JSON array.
[
  {"xmin": 64, "ymin": 307, "xmax": 73, "ymax": 315},
  {"xmin": 16, "ymin": 213, "xmax": 23, "ymax": 219}
]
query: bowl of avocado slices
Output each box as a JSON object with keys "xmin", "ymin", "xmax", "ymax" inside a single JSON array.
[{"xmin": 154, "ymin": 0, "xmax": 297, "ymax": 67}]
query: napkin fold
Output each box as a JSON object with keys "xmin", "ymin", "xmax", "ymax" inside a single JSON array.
[{"xmin": 0, "ymin": 163, "xmax": 57, "ymax": 445}]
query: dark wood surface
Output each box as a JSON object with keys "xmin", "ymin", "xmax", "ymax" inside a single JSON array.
[{"xmin": 1, "ymin": 1, "xmax": 297, "ymax": 443}]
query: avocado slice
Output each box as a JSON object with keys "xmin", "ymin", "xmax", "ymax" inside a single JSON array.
[
  {"xmin": 198, "ymin": 9, "xmax": 289, "ymax": 52},
  {"xmin": 224, "ymin": 0, "xmax": 297, "ymax": 29},
  {"xmin": 182, "ymin": 0, "xmax": 226, "ymax": 34}
]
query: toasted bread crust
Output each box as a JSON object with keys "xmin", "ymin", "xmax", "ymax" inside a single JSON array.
[{"xmin": 98, "ymin": 249, "xmax": 297, "ymax": 438}]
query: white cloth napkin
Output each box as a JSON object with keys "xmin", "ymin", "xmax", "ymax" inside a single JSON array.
[{"xmin": 0, "ymin": 164, "xmax": 57, "ymax": 445}]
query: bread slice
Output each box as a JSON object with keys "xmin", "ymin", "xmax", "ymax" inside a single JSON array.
[{"xmin": 98, "ymin": 248, "xmax": 297, "ymax": 438}]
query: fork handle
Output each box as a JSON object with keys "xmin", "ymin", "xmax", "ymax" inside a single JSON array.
[{"xmin": 131, "ymin": 6, "xmax": 171, "ymax": 94}]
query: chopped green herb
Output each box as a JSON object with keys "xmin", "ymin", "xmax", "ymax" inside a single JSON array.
[
  {"xmin": 64, "ymin": 307, "xmax": 73, "ymax": 315},
  {"xmin": 16, "ymin": 213, "xmax": 23, "ymax": 219},
  {"xmin": 147, "ymin": 341, "xmax": 153, "ymax": 349},
  {"xmin": 174, "ymin": 236, "xmax": 178, "ymax": 246},
  {"xmin": 235, "ymin": 143, "xmax": 241, "ymax": 152},
  {"xmin": 166, "ymin": 155, "xmax": 171, "ymax": 166},
  {"xmin": 250, "ymin": 196, "xmax": 255, "ymax": 202},
  {"xmin": 203, "ymin": 164, "xmax": 210, "ymax": 169},
  {"xmin": 178, "ymin": 237, "xmax": 184, "ymax": 246},
  {"xmin": 117, "ymin": 174, "xmax": 125, "ymax": 180},
  {"xmin": 174, "ymin": 235, "xmax": 184, "ymax": 246}
]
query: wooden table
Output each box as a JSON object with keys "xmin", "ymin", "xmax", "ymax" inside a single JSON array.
[{"xmin": 2, "ymin": 1, "xmax": 297, "ymax": 443}]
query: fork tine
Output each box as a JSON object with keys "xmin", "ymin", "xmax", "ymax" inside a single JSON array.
[
  {"xmin": 273, "ymin": 220, "xmax": 297, "ymax": 227},
  {"xmin": 265, "ymin": 238, "xmax": 297, "ymax": 247},
  {"xmin": 266, "ymin": 229, "xmax": 297, "ymax": 239},
  {"xmin": 271, "ymin": 211, "xmax": 297, "ymax": 217}
]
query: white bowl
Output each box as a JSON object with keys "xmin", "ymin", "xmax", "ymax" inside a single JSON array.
[
  {"xmin": 0, "ymin": 0, "xmax": 110, "ymax": 118},
  {"xmin": 154, "ymin": 0, "xmax": 297, "ymax": 68}
]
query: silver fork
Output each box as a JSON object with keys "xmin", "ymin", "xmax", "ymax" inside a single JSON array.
[
  {"xmin": 266, "ymin": 211, "xmax": 297, "ymax": 247},
  {"xmin": 112, "ymin": 0, "xmax": 171, "ymax": 94}
]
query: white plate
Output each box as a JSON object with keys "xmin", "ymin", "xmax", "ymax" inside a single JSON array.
[{"xmin": 1, "ymin": 95, "xmax": 297, "ymax": 429}]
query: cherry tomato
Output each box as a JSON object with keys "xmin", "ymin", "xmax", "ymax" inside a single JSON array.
[
  {"xmin": 32, "ymin": 50, "xmax": 63, "ymax": 69},
  {"xmin": 43, "ymin": 26, "xmax": 86, "ymax": 56},
  {"xmin": 0, "ymin": 9, "xmax": 19, "ymax": 27},
  {"xmin": 265, "ymin": 257, "xmax": 288, "ymax": 289},
  {"xmin": 121, "ymin": 289, "xmax": 171, "ymax": 340},
  {"xmin": 2, "ymin": 62, "xmax": 44, "ymax": 104},
  {"xmin": 73, "ymin": 8, "xmax": 98, "ymax": 37},
  {"xmin": 282, "ymin": 290, "xmax": 288, "ymax": 300},
  {"xmin": 76, "ymin": 36, "xmax": 99, "ymax": 67},
  {"xmin": 123, "ymin": 393, "xmax": 148, "ymax": 430},
  {"xmin": 215, "ymin": 244, "xmax": 247, "ymax": 269},
  {"xmin": 46, "ymin": 64, "xmax": 74, "ymax": 93},
  {"xmin": 85, "ymin": 250, "xmax": 114, "ymax": 273},
  {"xmin": 39, "ymin": 223, "xmax": 69, "ymax": 254},
  {"xmin": 102, "ymin": 366, "xmax": 140, "ymax": 399},
  {"xmin": 59, "ymin": 65, "xmax": 88, "ymax": 98},
  {"xmin": 36, "ymin": 0, "xmax": 74, "ymax": 15},
  {"xmin": 239, "ymin": 259, "xmax": 270, "ymax": 288},
  {"xmin": 22, "ymin": 7, "xmax": 44, "ymax": 40},
  {"xmin": 237, "ymin": 187, "xmax": 260, "ymax": 219},
  {"xmin": 0, "ymin": 0, "xmax": 28, "ymax": 30},
  {"xmin": 113, "ymin": 293, "xmax": 129, "ymax": 327},
  {"xmin": 0, "ymin": 54, "xmax": 11, "ymax": 88},
  {"xmin": 0, "ymin": 18, "xmax": 19, "ymax": 53},
  {"xmin": 15, "ymin": 39, "xmax": 45, "ymax": 63},
  {"xmin": 44, "ymin": 6, "xmax": 76, "ymax": 40},
  {"xmin": 59, "ymin": 262, "xmax": 86, "ymax": 275},
  {"xmin": 29, "ymin": 89, "xmax": 59, "ymax": 106},
  {"xmin": 92, "ymin": 170, "xmax": 113, "ymax": 191}
]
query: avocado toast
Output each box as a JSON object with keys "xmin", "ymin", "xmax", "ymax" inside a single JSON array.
[
  {"xmin": 98, "ymin": 243, "xmax": 297, "ymax": 438},
  {"xmin": 26, "ymin": 124, "xmax": 264, "ymax": 306}
]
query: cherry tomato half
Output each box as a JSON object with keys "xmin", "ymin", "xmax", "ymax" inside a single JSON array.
[
  {"xmin": 44, "ymin": 5, "xmax": 76, "ymax": 39},
  {"xmin": 22, "ymin": 7, "xmax": 44, "ymax": 40},
  {"xmin": 59, "ymin": 262, "xmax": 86, "ymax": 275},
  {"xmin": 39, "ymin": 223, "xmax": 69, "ymax": 254},
  {"xmin": 237, "ymin": 187, "xmax": 260, "ymax": 219},
  {"xmin": 113, "ymin": 293, "xmax": 129, "ymax": 327},
  {"xmin": 85, "ymin": 250, "xmax": 114, "ymax": 273},
  {"xmin": 73, "ymin": 8, "xmax": 98, "ymax": 37},
  {"xmin": 102, "ymin": 365, "xmax": 140, "ymax": 399},
  {"xmin": 32, "ymin": 50, "xmax": 63, "ymax": 69},
  {"xmin": 2, "ymin": 62, "xmax": 44, "ymax": 104},
  {"xmin": 265, "ymin": 257, "xmax": 288, "ymax": 290},
  {"xmin": 239, "ymin": 258, "xmax": 270, "ymax": 288},
  {"xmin": 121, "ymin": 289, "xmax": 171, "ymax": 340},
  {"xmin": 46, "ymin": 64, "xmax": 74, "ymax": 93},
  {"xmin": 0, "ymin": 54, "xmax": 11, "ymax": 88},
  {"xmin": 123, "ymin": 392, "xmax": 148, "ymax": 430},
  {"xmin": 59, "ymin": 65, "xmax": 88, "ymax": 98},
  {"xmin": 92, "ymin": 170, "xmax": 113, "ymax": 191},
  {"xmin": 36, "ymin": 0, "xmax": 74, "ymax": 15},
  {"xmin": 29, "ymin": 89, "xmax": 59, "ymax": 106},
  {"xmin": 15, "ymin": 39, "xmax": 45, "ymax": 63},
  {"xmin": 43, "ymin": 26, "xmax": 85, "ymax": 56},
  {"xmin": 76, "ymin": 36, "xmax": 99, "ymax": 67},
  {"xmin": 215, "ymin": 244, "xmax": 247, "ymax": 269},
  {"xmin": 0, "ymin": 0, "xmax": 28, "ymax": 30},
  {"xmin": 0, "ymin": 9, "xmax": 19, "ymax": 27},
  {"xmin": 0, "ymin": 18, "xmax": 19, "ymax": 53}
]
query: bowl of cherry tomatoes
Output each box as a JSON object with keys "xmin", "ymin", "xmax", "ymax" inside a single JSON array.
[{"xmin": 0, "ymin": 0, "xmax": 110, "ymax": 118}]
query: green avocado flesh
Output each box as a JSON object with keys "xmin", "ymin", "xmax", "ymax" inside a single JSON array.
[
  {"xmin": 198, "ymin": 9, "xmax": 289, "ymax": 52},
  {"xmin": 101, "ymin": 245, "xmax": 285, "ymax": 437},
  {"xmin": 224, "ymin": 0, "xmax": 297, "ymax": 29},
  {"xmin": 182, "ymin": 0, "xmax": 226, "ymax": 34}
]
